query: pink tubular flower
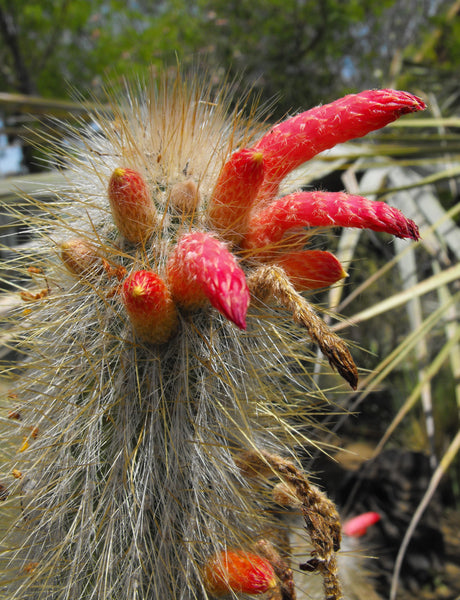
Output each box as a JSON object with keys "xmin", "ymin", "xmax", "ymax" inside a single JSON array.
[
  {"xmin": 167, "ymin": 231, "xmax": 250, "ymax": 329},
  {"xmin": 253, "ymin": 89, "xmax": 426, "ymax": 203},
  {"xmin": 243, "ymin": 191, "xmax": 420, "ymax": 254}
]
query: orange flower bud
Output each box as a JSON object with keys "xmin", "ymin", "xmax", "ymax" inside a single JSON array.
[
  {"xmin": 108, "ymin": 168, "xmax": 157, "ymax": 243},
  {"xmin": 203, "ymin": 549, "xmax": 277, "ymax": 596},
  {"xmin": 208, "ymin": 148, "xmax": 264, "ymax": 243}
]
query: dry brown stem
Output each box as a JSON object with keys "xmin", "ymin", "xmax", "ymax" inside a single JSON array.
[
  {"xmin": 235, "ymin": 449, "xmax": 343, "ymax": 600},
  {"xmin": 255, "ymin": 538, "xmax": 297, "ymax": 600},
  {"xmin": 248, "ymin": 265, "xmax": 358, "ymax": 389}
]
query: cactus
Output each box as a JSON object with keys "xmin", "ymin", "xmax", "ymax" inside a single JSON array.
[{"xmin": 0, "ymin": 69, "xmax": 424, "ymax": 600}]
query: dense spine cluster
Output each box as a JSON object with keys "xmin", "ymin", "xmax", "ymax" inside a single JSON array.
[{"xmin": 0, "ymin": 71, "xmax": 424, "ymax": 600}]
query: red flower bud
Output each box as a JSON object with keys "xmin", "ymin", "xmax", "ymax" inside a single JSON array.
[
  {"xmin": 275, "ymin": 250, "xmax": 348, "ymax": 290},
  {"xmin": 122, "ymin": 270, "xmax": 177, "ymax": 343}
]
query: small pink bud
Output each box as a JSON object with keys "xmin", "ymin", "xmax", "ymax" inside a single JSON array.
[
  {"xmin": 122, "ymin": 270, "xmax": 177, "ymax": 343},
  {"xmin": 342, "ymin": 511, "xmax": 381, "ymax": 538},
  {"xmin": 203, "ymin": 549, "xmax": 277, "ymax": 596},
  {"xmin": 274, "ymin": 250, "xmax": 348, "ymax": 290},
  {"xmin": 253, "ymin": 89, "xmax": 426, "ymax": 203},
  {"xmin": 108, "ymin": 167, "xmax": 157, "ymax": 243},
  {"xmin": 167, "ymin": 231, "xmax": 249, "ymax": 329},
  {"xmin": 244, "ymin": 191, "xmax": 420, "ymax": 252}
]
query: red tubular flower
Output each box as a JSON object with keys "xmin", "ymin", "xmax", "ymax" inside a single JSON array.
[
  {"xmin": 243, "ymin": 191, "xmax": 420, "ymax": 253},
  {"xmin": 252, "ymin": 89, "xmax": 426, "ymax": 203},
  {"xmin": 207, "ymin": 148, "xmax": 265, "ymax": 243},
  {"xmin": 167, "ymin": 232, "xmax": 250, "ymax": 329},
  {"xmin": 122, "ymin": 270, "xmax": 178, "ymax": 343},
  {"xmin": 203, "ymin": 549, "xmax": 277, "ymax": 596},
  {"xmin": 275, "ymin": 250, "xmax": 348, "ymax": 291}
]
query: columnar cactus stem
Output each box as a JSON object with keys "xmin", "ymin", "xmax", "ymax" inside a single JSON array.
[{"xmin": 0, "ymin": 68, "xmax": 424, "ymax": 600}]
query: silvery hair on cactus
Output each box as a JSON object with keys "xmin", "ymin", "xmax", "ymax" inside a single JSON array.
[{"xmin": 0, "ymin": 66, "xmax": 424, "ymax": 600}]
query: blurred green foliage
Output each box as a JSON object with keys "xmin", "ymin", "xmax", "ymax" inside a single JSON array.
[{"xmin": 1, "ymin": 0, "xmax": 457, "ymax": 114}]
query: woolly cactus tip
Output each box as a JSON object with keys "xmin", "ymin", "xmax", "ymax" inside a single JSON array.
[
  {"xmin": 168, "ymin": 179, "xmax": 201, "ymax": 214},
  {"xmin": 108, "ymin": 167, "xmax": 157, "ymax": 243},
  {"xmin": 203, "ymin": 549, "xmax": 278, "ymax": 596},
  {"xmin": 167, "ymin": 232, "xmax": 250, "ymax": 329},
  {"xmin": 121, "ymin": 270, "xmax": 178, "ymax": 343},
  {"xmin": 61, "ymin": 238, "xmax": 102, "ymax": 276}
]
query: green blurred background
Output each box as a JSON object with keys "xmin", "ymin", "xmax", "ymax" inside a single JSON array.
[{"xmin": 1, "ymin": 0, "xmax": 460, "ymax": 170}]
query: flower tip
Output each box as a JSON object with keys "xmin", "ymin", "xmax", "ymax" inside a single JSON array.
[
  {"xmin": 202, "ymin": 267, "xmax": 250, "ymax": 330},
  {"xmin": 371, "ymin": 89, "xmax": 426, "ymax": 115},
  {"xmin": 131, "ymin": 284, "xmax": 146, "ymax": 298},
  {"xmin": 220, "ymin": 298, "xmax": 248, "ymax": 330},
  {"xmin": 382, "ymin": 89, "xmax": 426, "ymax": 116},
  {"xmin": 112, "ymin": 167, "xmax": 126, "ymax": 179},
  {"xmin": 408, "ymin": 219, "xmax": 421, "ymax": 241},
  {"xmin": 343, "ymin": 511, "xmax": 381, "ymax": 538},
  {"xmin": 252, "ymin": 150, "xmax": 264, "ymax": 164},
  {"xmin": 395, "ymin": 90, "xmax": 427, "ymax": 113}
]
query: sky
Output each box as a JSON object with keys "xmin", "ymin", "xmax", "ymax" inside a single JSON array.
[{"xmin": 0, "ymin": 121, "xmax": 23, "ymax": 177}]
